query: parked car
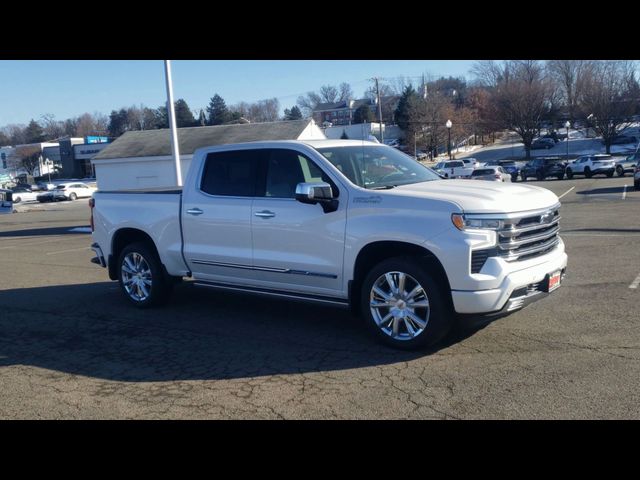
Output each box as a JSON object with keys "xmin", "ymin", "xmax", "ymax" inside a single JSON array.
[
  {"xmin": 10, "ymin": 185, "xmax": 40, "ymax": 203},
  {"xmin": 634, "ymin": 160, "xmax": 640, "ymax": 190},
  {"xmin": 531, "ymin": 138, "xmax": 556, "ymax": 150},
  {"xmin": 470, "ymin": 166, "xmax": 511, "ymax": 182},
  {"xmin": 565, "ymin": 154, "xmax": 615, "ymax": 179},
  {"xmin": 461, "ymin": 158, "xmax": 480, "ymax": 168},
  {"xmin": 433, "ymin": 160, "xmax": 474, "ymax": 178},
  {"xmin": 90, "ymin": 139, "xmax": 567, "ymax": 350},
  {"xmin": 38, "ymin": 182, "xmax": 96, "ymax": 202},
  {"xmin": 603, "ymin": 134, "xmax": 638, "ymax": 145},
  {"xmin": 521, "ymin": 157, "xmax": 566, "ymax": 181},
  {"xmin": 0, "ymin": 189, "xmax": 12, "ymax": 214},
  {"xmin": 615, "ymin": 152, "xmax": 640, "ymax": 177}
]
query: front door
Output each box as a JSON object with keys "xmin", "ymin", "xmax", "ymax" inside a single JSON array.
[{"xmin": 250, "ymin": 148, "xmax": 347, "ymax": 297}]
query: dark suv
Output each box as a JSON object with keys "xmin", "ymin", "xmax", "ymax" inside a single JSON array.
[{"xmin": 521, "ymin": 157, "xmax": 566, "ymax": 181}]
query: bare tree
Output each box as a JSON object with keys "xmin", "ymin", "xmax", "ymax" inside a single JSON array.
[
  {"xmin": 297, "ymin": 83, "xmax": 353, "ymax": 116},
  {"xmin": 578, "ymin": 60, "xmax": 638, "ymax": 153},
  {"xmin": 472, "ymin": 60, "xmax": 552, "ymax": 158},
  {"xmin": 408, "ymin": 92, "xmax": 451, "ymax": 159},
  {"xmin": 338, "ymin": 82, "xmax": 353, "ymax": 102},
  {"xmin": 546, "ymin": 60, "xmax": 593, "ymax": 123},
  {"xmin": 40, "ymin": 114, "xmax": 66, "ymax": 140},
  {"xmin": 14, "ymin": 145, "xmax": 42, "ymax": 176}
]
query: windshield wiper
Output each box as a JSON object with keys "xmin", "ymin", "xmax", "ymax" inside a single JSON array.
[{"xmin": 369, "ymin": 185, "xmax": 396, "ymax": 190}]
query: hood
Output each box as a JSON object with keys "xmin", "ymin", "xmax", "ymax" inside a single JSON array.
[{"xmin": 393, "ymin": 179, "xmax": 559, "ymax": 214}]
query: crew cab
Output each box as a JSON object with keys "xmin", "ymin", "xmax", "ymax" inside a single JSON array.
[
  {"xmin": 433, "ymin": 160, "xmax": 474, "ymax": 179},
  {"xmin": 566, "ymin": 154, "xmax": 615, "ymax": 179},
  {"xmin": 90, "ymin": 140, "xmax": 568, "ymax": 349}
]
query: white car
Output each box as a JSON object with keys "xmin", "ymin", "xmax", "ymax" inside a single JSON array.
[
  {"xmin": 470, "ymin": 166, "xmax": 511, "ymax": 182},
  {"xmin": 433, "ymin": 160, "xmax": 474, "ymax": 178},
  {"xmin": 39, "ymin": 182, "xmax": 96, "ymax": 202},
  {"xmin": 566, "ymin": 154, "xmax": 615, "ymax": 179},
  {"xmin": 10, "ymin": 186, "xmax": 40, "ymax": 203},
  {"xmin": 461, "ymin": 158, "xmax": 481, "ymax": 168}
]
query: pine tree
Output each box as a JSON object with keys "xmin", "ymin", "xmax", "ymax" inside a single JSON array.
[
  {"xmin": 24, "ymin": 119, "xmax": 45, "ymax": 143},
  {"xmin": 206, "ymin": 94, "xmax": 230, "ymax": 125},
  {"xmin": 353, "ymin": 104, "xmax": 375, "ymax": 124},
  {"xmin": 395, "ymin": 86, "xmax": 419, "ymax": 132},
  {"xmin": 284, "ymin": 105, "xmax": 303, "ymax": 120},
  {"xmin": 174, "ymin": 99, "xmax": 197, "ymax": 127}
]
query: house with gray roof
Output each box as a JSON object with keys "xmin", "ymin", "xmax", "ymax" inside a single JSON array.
[{"xmin": 92, "ymin": 119, "xmax": 325, "ymax": 190}]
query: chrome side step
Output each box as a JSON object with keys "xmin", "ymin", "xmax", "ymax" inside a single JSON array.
[{"xmin": 194, "ymin": 281, "xmax": 350, "ymax": 308}]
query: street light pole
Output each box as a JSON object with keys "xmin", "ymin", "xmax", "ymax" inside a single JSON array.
[
  {"xmin": 565, "ymin": 120, "xmax": 571, "ymax": 162},
  {"xmin": 446, "ymin": 119, "xmax": 452, "ymax": 160}
]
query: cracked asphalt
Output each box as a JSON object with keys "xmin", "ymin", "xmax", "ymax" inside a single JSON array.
[{"xmin": 1, "ymin": 177, "xmax": 639, "ymax": 419}]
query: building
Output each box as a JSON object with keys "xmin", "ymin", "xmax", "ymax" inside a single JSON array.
[
  {"xmin": 312, "ymin": 96, "xmax": 399, "ymax": 127},
  {"xmin": 91, "ymin": 119, "xmax": 326, "ymax": 190}
]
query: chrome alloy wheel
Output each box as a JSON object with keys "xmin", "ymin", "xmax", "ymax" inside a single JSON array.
[
  {"xmin": 369, "ymin": 271, "xmax": 430, "ymax": 340},
  {"xmin": 121, "ymin": 252, "xmax": 153, "ymax": 302}
]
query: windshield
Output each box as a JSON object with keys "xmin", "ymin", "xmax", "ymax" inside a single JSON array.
[{"xmin": 316, "ymin": 145, "xmax": 441, "ymax": 189}]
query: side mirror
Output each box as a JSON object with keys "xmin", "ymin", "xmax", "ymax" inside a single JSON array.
[{"xmin": 295, "ymin": 182, "xmax": 338, "ymax": 213}]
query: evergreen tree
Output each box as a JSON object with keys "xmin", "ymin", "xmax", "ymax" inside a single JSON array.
[
  {"xmin": 284, "ymin": 105, "xmax": 303, "ymax": 120},
  {"xmin": 206, "ymin": 94, "xmax": 230, "ymax": 125},
  {"xmin": 23, "ymin": 119, "xmax": 45, "ymax": 143},
  {"xmin": 395, "ymin": 85, "xmax": 419, "ymax": 132},
  {"xmin": 108, "ymin": 109, "xmax": 130, "ymax": 137},
  {"xmin": 174, "ymin": 99, "xmax": 197, "ymax": 127},
  {"xmin": 353, "ymin": 104, "xmax": 375, "ymax": 124}
]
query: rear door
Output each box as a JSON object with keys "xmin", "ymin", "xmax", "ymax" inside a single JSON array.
[{"xmin": 182, "ymin": 149, "xmax": 263, "ymax": 283}]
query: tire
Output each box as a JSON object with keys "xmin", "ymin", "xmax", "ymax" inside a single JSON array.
[
  {"xmin": 360, "ymin": 256, "xmax": 452, "ymax": 350},
  {"xmin": 117, "ymin": 242, "xmax": 172, "ymax": 308},
  {"xmin": 536, "ymin": 171, "xmax": 544, "ymax": 181},
  {"xmin": 606, "ymin": 171, "xmax": 614, "ymax": 178},
  {"xmin": 616, "ymin": 165, "xmax": 625, "ymax": 177},
  {"xmin": 566, "ymin": 168, "xmax": 573, "ymax": 179},
  {"xmin": 557, "ymin": 174, "xmax": 564, "ymax": 180},
  {"xmin": 635, "ymin": 180, "xmax": 640, "ymax": 191},
  {"xmin": 69, "ymin": 192, "xmax": 77, "ymax": 201},
  {"xmin": 585, "ymin": 167, "xmax": 592, "ymax": 179},
  {"xmin": 521, "ymin": 172, "xmax": 527, "ymax": 182},
  {"xmin": 13, "ymin": 196, "xmax": 21, "ymax": 203}
]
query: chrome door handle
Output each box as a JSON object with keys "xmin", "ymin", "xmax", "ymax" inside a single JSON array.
[
  {"xmin": 187, "ymin": 208, "xmax": 203, "ymax": 216},
  {"xmin": 254, "ymin": 210, "xmax": 276, "ymax": 218}
]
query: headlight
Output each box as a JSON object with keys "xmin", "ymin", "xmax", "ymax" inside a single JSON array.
[{"xmin": 452, "ymin": 213, "xmax": 505, "ymax": 231}]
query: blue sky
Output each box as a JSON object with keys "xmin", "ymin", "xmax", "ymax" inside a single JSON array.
[{"xmin": 0, "ymin": 60, "xmax": 478, "ymax": 126}]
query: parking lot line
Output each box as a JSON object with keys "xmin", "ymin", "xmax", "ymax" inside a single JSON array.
[
  {"xmin": 630, "ymin": 273, "xmax": 640, "ymax": 289},
  {"xmin": 558, "ymin": 186, "xmax": 575, "ymax": 199},
  {"xmin": 0, "ymin": 239, "xmax": 67, "ymax": 250}
]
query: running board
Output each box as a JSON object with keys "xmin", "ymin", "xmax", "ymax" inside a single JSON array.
[{"xmin": 194, "ymin": 281, "xmax": 350, "ymax": 308}]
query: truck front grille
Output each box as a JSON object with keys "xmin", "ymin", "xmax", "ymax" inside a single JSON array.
[
  {"xmin": 469, "ymin": 206, "xmax": 561, "ymax": 273},
  {"xmin": 496, "ymin": 207, "xmax": 561, "ymax": 262}
]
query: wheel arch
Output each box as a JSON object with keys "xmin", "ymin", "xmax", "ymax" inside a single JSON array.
[
  {"xmin": 109, "ymin": 228, "xmax": 162, "ymax": 280},
  {"xmin": 349, "ymin": 240, "xmax": 453, "ymax": 316}
]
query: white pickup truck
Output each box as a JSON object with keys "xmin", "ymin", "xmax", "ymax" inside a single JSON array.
[
  {"xmin": 433, "ymin": 160, "xmax": 475, "ymax": 179},
  {"xmin": 90, "ymin": 140, "xmax": 567, "ymax": 349}
]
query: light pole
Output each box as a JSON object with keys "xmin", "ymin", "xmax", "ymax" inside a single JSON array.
[
  {"xmin": 446, "ymin": 119, "xmax": 452, "ymax": 160},
  {"xmin": 564, "ymin": 120, "xmax": 570, "ymax": 162}
]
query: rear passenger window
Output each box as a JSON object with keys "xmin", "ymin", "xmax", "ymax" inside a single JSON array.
[{"xmin": 201, "ymin": 150, "xmax": 256, "ymax": 197}]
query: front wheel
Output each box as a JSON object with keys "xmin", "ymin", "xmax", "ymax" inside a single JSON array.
[
  {"xmin": 616, "ymin": 165, "xmax": 625, "ymax": 177},
  {"xmin": 360, "ymin": 257, "xmax": 452, "ymax": 350},
  {"xmin": 118, "ymin": 242, "xmax": 172, "ymax": 308},
  {"xmin": 69, "ymin": 192, "xmax": 77, "ymax": 201}
]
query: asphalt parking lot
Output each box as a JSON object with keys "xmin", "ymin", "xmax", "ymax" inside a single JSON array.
[{"xmin": 1, "ymin": 177, "xmax": 639, "ymax": 419}]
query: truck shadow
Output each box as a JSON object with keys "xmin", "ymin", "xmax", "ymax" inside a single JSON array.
[
  {"xmin": 0, "ymin": 281, "xmax": 484, "ymax": 382},
  {"xmin": 576, "ymin": 186, "xmax": 628, "ymax": 195},
  {"xmin": 0, "ymin": 226, "xmax": 91, "ymax": 237}
]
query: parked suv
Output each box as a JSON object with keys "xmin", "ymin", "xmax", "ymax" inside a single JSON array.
[
  {"xmin": 634, "ymin": 160, "xmax": 640, "ymax": 190},
  {"xmin": 566, "ymin": 154, "xmax": 615, "ymax": 179},
  {"xmin": 531, "ymin": 138, "xmax": 556, "ymax": 150},
  {"xmin": 521, "ymin": 157, "xmax": 566, "ymax": 181},
  {"xmin": 616, "ymin": 152, "xmax": 640, "ymax": 177}
]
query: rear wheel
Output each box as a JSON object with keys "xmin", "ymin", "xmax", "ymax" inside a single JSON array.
[
  {"xmin": 69, "ymin": 192, "xmax": 77, "ymax": 201},
  {"xmin": 360, "ymin": 257, "xmax": 452, "ymax": 350},
  {"xmin": 118, "ymin": 242, "xmax": 172, "ymax": 308},
  {"xmin": 616, "ymin": 165, "xmax": 625, "ymax": 177}
]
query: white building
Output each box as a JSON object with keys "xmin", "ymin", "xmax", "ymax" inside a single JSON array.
[{"xmin": 92, "ymin": 119, "xmax": 326, "ymax": 190}]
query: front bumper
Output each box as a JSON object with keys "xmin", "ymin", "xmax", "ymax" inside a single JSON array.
[{"xmin": 451, "ymin": 245, "xmax": 568, "ymax": 314}]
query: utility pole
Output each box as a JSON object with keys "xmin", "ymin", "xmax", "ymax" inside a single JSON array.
[
  {"xmin": 373, "ymin": 77, "xmax": 384, "ymax": 143},
  {"xmin": 164, "ymin": 60, "xmax": 183, "ymax": 187}
]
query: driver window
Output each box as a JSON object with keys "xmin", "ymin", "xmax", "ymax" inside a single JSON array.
[{"xmin": 265, "ymin": 149, "xmax": 336, "ymax": 199}]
